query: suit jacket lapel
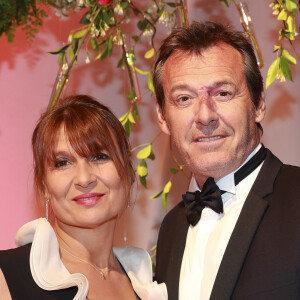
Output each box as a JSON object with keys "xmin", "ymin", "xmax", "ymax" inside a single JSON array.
[
  {"xmin": 210, "ymin": 150, "xmax": 282, "ymax": 300},
  {"xmin": 163, "ymin": 202, "xmax": 189, "ymax": 300}
]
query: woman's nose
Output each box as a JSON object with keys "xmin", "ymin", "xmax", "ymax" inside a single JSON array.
[{"xmin": 73, "ymin": 161, "xmax": 97, "ymax": 189}]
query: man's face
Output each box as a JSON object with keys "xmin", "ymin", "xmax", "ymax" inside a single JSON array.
[{"xmin": 156, "ymin": 44, "xmax": 265, "ymax": 187}]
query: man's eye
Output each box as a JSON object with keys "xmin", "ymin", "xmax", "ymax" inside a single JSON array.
[
  {"xmin": 214, "ymin": 90, "xmax": 233, "ymax": 101},
  {"xmin": 177, "ymin": 96, "xmax": 190, "ymax": 102},
  {"xmin": 54, "ymin": 160, "xmax": 69, "ymax": 168},
  {"xmin": 91, "ymin": 153, "xmax": 110, "ymax": 162},
  {"xmin": 218, "ymin": 91, "xmax": 230, "ymax": 96}
]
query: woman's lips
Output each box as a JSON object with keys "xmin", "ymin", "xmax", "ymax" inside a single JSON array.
[{"xmin": 73, "ymin": 193, "xmax": 104, "ymax": 206}]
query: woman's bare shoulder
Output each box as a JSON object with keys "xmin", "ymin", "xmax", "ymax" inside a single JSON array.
[{"xmin": 0, "ymin": 268, "xmax": 12, "ymax": 300}]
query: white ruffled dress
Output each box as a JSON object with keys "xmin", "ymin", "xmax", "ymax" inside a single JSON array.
[{"xmin": 15, "ymin": 218, "xmax": 167, "ymax": 300}]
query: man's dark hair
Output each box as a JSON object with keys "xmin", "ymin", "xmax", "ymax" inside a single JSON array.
[{"xmin": 153, "ymin": 21, "xmax": 264, "ymax": 131}]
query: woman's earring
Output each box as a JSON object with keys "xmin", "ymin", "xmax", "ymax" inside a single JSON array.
[
  {"xmin": 123, "ymin": 200, "xmax": 131, "ymax": 244},
  {"xmin": 45, "ymin": 198, "xmax": 49, "ymax": 221}
]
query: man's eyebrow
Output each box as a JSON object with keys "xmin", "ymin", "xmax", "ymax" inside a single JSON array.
[
  {"xmin": 211, "ymin": 81, "xmax": 236, "ymax": 88},
  {"xmin": 169, "ymin": 81, "xmax": 235, "ymax": 94},
  {"xmin": 169, "ymin": 84, "xmax": 192, "ymax": 95}
]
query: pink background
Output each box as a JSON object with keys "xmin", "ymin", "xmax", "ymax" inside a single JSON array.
[{"xmin": 1, "ymin": 0, "xmax": 299, "ymax": 250}]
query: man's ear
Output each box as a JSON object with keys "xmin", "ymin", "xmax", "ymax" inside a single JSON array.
[
  {"xmin": 255, "ymin": 97, "xmax": 266, "ymax": 123},
  {"xmin": 156, "ymin": 103, "xmax": 170, "ymax": 135}
]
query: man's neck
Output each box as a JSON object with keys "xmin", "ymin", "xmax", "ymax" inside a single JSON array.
[{"xmin": 192, "ymin": 143, "xmax": 262, "ymax": 190}]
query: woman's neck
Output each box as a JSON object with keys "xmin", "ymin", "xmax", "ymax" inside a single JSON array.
[{"xmin": 53, "ymin": 218, "xmax": 117, "ymax": 268}]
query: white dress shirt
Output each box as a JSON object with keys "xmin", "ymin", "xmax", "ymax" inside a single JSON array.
[{"xmin": 179, "ymin": 144, "xmax": 264, "ymax": 300}]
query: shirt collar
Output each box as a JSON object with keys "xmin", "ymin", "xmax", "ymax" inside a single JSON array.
[{"xmin": 188, "ymin": 143, "xmax": 262, "ymax": 196}]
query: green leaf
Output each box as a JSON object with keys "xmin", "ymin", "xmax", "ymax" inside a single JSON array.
[
  {"xmin": 280, "ymin": 57, "xmax": 292, "ymax": 81},
  {"xmin": 150, "ymin": 190, "xmax": 163, "ymax": 199},
  {"xmin": 124, "ymin": 119, "xmax": 131, "ymax": 136},
  {"xmin": 137, "ymin": 144, "xmax": 152, "ymax": 159},
  {"xmin": 7, "ymin": 33, "xmax": 15, "ymax": 44},
  {"xmin": 286, "ymin": 16, "xmax": 296, "ymax": 40},
  {"xmin": 134, "ymin": 67, "xmax": 149, "ymax": 75},
  {"xmin": 72, "ymin": 38, "xmax": 79, "ymax": 53},
  {"xmin": 120, "ymin": 1, "xmax": 128, "ymax": 9},
  {"xmin": 157, "ymin": 5, "xmax": 165, "ymax": 17},
  {"xmin": 139, "ymin": 175, "xmax": 147, "ymax": 188},
  {"xmin": 80, "ymin": 11, "xmax": 91, "ymax": 25},
  {"xmin": 163, "ymin": 181, "xmax": 172, "ymax": 194},
  {"xmin": 128, "ymin": 112, "xmax": 136, "ymax": 124},
  {"xmin": 285, "ymin": 0, "xmax": 297, "ymax": 12},
  {"xmin": 273, "ymin": 45, "xmax": 280, "ymax": 52},
  {"xmin": 102, "ymin": 11, "xmax": 110, "ymax": 25},
  {"xmin": 137, "ymin": 20, "xmax": 147, "ymax": 31},
  {"xmin": 148, "ymin": 150, "xmax": 156, "ymax": 161},
  {"xmin": 148, "ymin": 74, "xmax": 155, "ymax": 93},
  {"xmin": 69, "ymin": 46, "xmax": 75, "ymax": 63},
  {"xmin": 137, "ymin": 160, "xmax": 148, "ymax": 177},
  {"xmin": 166, "ymin": 2, "xmax": 176, "ymax": 8},
  {"xmin": 49, "ymin": 44, "xmax": 70, "ymax": 55},
  {"xmin": 170, "ymin": 167, "xmax": 178, "ymax": 174},
  {"xmin": 119, "ymin": 112, "xmax": 129, "ymax": 124},
  {"xmin": 128, "ymin": 88, "xmax": 136, "ymax": 100},
  {"xmin": 144, "ymin": 48, "xmax": 155, "ymax": 59},
  {"xmin": 101, "ymin": 43, "xmax": 109, "ymax": 60},
  {"xmin": 277, "ymin": 9, "xmax": 287, "ymax": 21},
  {"xmin": 162, "ymin": 193, "xmax": 168, "ymax": 211},
  {"xmin": 90, "ymin": 37, "xmax": 99, "ymax": 52},
  {"xmin": 58, "ymin": 52, "xmax": 65, "ymax": 67},
  {"xmin": 218, "ymin": 0, "xmax": 231, "ymax": 7},
  {"xmin": 133, "ymin": 103, "xmax": 140, "ymax": 119},
  {"xmin": 95, "ymin": 51, "xmax": 102, "ymax": 61},
  {"xmin": 117, "ymin": 58, "xmax": 124, "ymax": 68},
  {"xmin": 108, "ymin": 35, "xmax": 113, "ymax": 56},
  {"xmin": 281, "ymin": 49, "xmax": 297, "ymax": 65},
  {"xmin": 73, "ymin": 28, "xmax": 89, "ymax": 39},
  {"xmin": 266, "ymin": 57, "xmax": 280, "ymax": 88}
]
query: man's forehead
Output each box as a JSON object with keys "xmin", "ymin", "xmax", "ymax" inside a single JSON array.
[
  {"xmin": 165, "ymin": 43, "xmax": 242, "ymax": 67},
  {"xmin": 162, "ymin": 45, "xmax": 243, "ymax": 91}
]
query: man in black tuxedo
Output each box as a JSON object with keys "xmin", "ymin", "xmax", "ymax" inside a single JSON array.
[{"xmin": 153, "ymin": 21, "xmax": 300, "ymax": 300}]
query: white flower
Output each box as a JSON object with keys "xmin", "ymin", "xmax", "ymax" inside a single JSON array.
[
  {"xmin": 158, "ymin": 11, "xmax": 174, "ymax": 27},
  {"xmin": 91, "ymin": 23, "xmax": 100, "ymax": 38},
  {"xmin": 142, "ymin": 28, "xmax": 154, "ymax": 37},
  {"xmin": 100, "ymin": 23, "xmax": 109, "ymax": 37},
  {"xmin": 114, "ymin": 4, "xmax": 123, "ymax": 15},
  {"xmin": 62, "ymin": 63, "xmax": 69, "ymax": 72}
]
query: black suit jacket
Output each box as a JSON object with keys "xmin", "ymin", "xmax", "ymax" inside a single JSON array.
[{"xmin": 155, "ymin": 150, "xmax": 300, "ymax": 300}]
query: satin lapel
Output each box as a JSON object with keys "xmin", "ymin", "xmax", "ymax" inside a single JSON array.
[
  {"xmin": 210, "ymin": 191, "xmax": 268, "ymax": 300},
  {"xmin": 164, "ymin": 202, "xmax": 190, "ymax": 300},
  {"xmin": 210, "ymin": 149, "xmax": 282, "ymax": 300}
]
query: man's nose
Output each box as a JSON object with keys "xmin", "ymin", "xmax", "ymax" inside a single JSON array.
[{"xmin": 194, "ymin": 96, "xmax": 218, "ymax": 127}]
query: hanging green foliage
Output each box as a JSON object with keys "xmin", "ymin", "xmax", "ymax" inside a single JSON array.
[{"xmin": 0, "ymin": 0, "xmax": 48, "ymax": 43}]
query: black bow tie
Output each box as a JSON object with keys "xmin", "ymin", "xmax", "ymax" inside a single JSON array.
[{"xmin": 183, "ymin": 145, "xmax": 267, "ymax": 226}]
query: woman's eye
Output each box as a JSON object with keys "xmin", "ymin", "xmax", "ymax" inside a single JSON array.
[
  {"xmin": 91, "ymin": 153, "xmax": 110, "ymax": 162},
  {"xmin": 54, "ymin": 160, "xmax": 70, "ymax": 169}
]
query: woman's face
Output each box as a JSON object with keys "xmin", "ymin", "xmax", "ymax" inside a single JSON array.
[{"xmin": 44, "ymin": 126, "xmax": 126, "ymax": 229}]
